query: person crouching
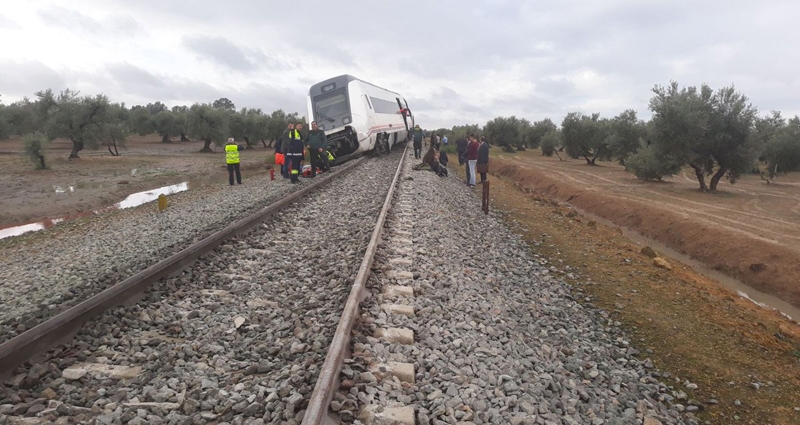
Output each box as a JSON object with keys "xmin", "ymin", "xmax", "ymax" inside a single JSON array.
[{"xmin": 225, "ymin": 137, "xmax": 242, "ymax": 185}]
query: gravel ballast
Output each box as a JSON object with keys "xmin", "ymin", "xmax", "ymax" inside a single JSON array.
[
  {"xmin": 343, "ymin": 152, "xmax": 693, "ymax": 425},
  {"xmin": 0, "ymin": 151, "xmax": 403, "ymax": 424},
  {"xmin": 0, "ymin": 166, "xmax": 345, "ymax": 343}
]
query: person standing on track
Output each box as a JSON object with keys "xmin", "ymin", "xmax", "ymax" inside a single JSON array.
[
  {"xmin": 305, "ymin": 121, "xmax": 329, "ymax": 178},
  {"xmin": 225, "ymin": 137, "xmax": 242, "ymax": 186},
  {"xmin": 466, "ymin": 133, "xmax": 479, "ymax": 186},
  {"xmin": 286, "ymin": 124, "xmax": 305, "ymax": 184},
  {"xmin": 411, "ymin": 125, "xmax": 424, "ymax": 159}
]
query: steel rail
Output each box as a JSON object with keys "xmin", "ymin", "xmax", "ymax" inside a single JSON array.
[
  {"xmin": 303, "ymin": 145, "xmax": 407, "ymax": 425},
  {"xmin": 0, "ymin": 158, "xmax": 366, "ymax": 376}
]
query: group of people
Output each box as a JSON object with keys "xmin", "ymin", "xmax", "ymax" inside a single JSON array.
[
  {"xmin": 223, "ymin": 120, "xmax": 335, "ymax": 186},
  {"xmin": 456, "ymin": 134, "xmax": 490, "ymax": 186},
  {"xmin": 411, "ymin": 125, "xmax": 490, "ymax": 185},
  {"xmin": 274, "ymin": 121, "xmax": 334, "ymax": 183}
]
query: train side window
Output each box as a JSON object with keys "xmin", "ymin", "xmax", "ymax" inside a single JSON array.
[{"xmin": 369, "ymin": 96, "xmax": 399, "ymax": 114}]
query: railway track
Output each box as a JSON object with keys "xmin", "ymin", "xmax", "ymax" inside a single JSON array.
[{"xmin": 0, "ymin": 149, "xmax": 407, "ymax": 424}]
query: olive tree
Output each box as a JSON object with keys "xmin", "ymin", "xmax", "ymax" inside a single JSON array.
[
  {"xmin": 171, "ymin": 105, "xmax": 191, "ymax": 141},
  {"xmin": 526, "ymin": 118, "xmax": 557, "ymax": 149},
  {"xmin": 36, "ymin": 89, "xmax": 121, "ymax": 158},
  {"xmin": 153, "ymin": 110, "xmax": 179, "ymax": 143},
  {"xmin": 540, "ymin": 130, "xmax": 563, "ymax": 159},
  {"xmin": 561, "ymin": 112, "xmax": 610, "ymax": 164},
  {"xmin": 187, "ymin": 103, "xmax": 230, "ymax": 153},
  {"xmin": 607, "ymin": 109, "xmax": 646, "ymax": 165},
  {"xmin": 484, "ymin": 116, "xmax": 522, "ymax": 152},
  {"xmin": 761, "ymin": 116, "xmax": 800, "ymax": 181},
  {"xmin": 129, "ymin": 106, "xmax": 154, "ymax": 136}
]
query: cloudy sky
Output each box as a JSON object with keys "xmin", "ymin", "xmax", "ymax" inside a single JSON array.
[{"xmin": 1, "ymin": 0, "xmax": 799, "ymax": 129}]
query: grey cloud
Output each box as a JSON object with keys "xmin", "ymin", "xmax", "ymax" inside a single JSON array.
[
  {"xmin": 182, "ymin": 36, "xmax": 291, "ymax": 73},
  {"xmin": 0, "ymin": 14, "xmax": 19, "ymax": 29},
  {"xmin": 37, "ymin": 5, "xmax": 143, "ymax": 37},
  {"xmin": 0, "ymin": 61, "xmax": 66, "ymax": 98},
  {"xmin": 106, "ymin": 63, "xmax": 164, "ymax": 89},
  {"xmin": 104, "ymin": 62, "xmax": 223, "ymax": 105}
]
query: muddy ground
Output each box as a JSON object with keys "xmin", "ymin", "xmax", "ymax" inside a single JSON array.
[
  {"xmin": 0, "ymin": 135, "xmax": 274, "ymax": 228},
  {"xmin": 492, "ymin": 151, "xmax": 800, "ymax": 311}
]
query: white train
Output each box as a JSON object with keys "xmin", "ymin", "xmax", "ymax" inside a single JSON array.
[{"xmin": 306, "ymin": 75, "xmax": 414, "ymax": 162}]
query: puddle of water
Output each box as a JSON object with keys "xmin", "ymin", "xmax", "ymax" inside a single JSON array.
[
  {"xmin": 116, "ymin": 182, "xmax": 188, "ymax": 209},
  {"xmin": 576, "ymin": 209, "xmax": 800, "ymax": 323},
  {"xmin": 0, "ymin": 218, "xmax": 64, "ymax": 240}
]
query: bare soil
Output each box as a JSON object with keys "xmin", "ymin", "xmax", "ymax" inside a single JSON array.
[
  {"xmin": 0, "ymin": 135, "xmax": 274, "ymax": 228},
  {"xmin": 492, "ymin": 151, "xmax": 800, "ymax": 310}
]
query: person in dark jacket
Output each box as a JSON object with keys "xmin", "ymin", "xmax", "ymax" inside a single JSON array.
[
  {"xmin": 305, "ymin": 121, "xmax": 329, "ymax": 178},
  {"xmin": 286, "ymin": 123, "xmax": 305, "ymax": 183},
  {"xmin": 439, "ymin": 150, "xmax": 449, "ymax": 168},
  {"xmin": 477, "ymin": 136, "xmax": 490, "ymax": 183},
  {"xmin": 411, "ymin": 125, "xmax": 424, "ymax": 159},
  {"xmin": 455, "ymin": 137, "xmax": 468, "ymax": 165},
  {"xmin": 277, "ymin": 123, "xmax": 294, "ymax": 178}
]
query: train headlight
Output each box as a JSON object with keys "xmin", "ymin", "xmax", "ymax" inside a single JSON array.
[{"xmin": 342, "ymin": 116, "xmax": 351, "ymax": 124}]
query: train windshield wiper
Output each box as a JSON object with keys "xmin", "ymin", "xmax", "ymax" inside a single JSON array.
[{"xmin": 316, "ymin": 110, "xmax": 336, "ymax": 122}]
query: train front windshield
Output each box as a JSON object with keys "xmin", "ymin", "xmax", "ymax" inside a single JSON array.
[{"xmin": 314, "ymin": 90, "xmax": 349, "ymax": 122}]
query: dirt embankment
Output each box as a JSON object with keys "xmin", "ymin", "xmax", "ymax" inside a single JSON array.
[{"xmin": 492, "ymin": 157, "xmax": 800, "ymax": 310}]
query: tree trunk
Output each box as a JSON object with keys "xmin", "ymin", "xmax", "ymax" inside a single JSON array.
[
  {"xmin": 709, "ymin": 166, "xmax": 727, "ymax": 192},
  {"xmin": 243, "ymin": 136, "xmax": 253, "ymax": 149},
  {"xmin": 583, "ymin": 155, "xmax": 594, "ymax": 165},
  {"xmin": 69, "ymin": 139, "xmax": 84, "ymax": 159},
  {"xmin": 38, "ymin": 154, "xmax": 46, "ymax": 169},
  {"xmin": 690, "ymin": 163, "xmax": 708, "ymax": 191},
  {"xmin": 107, "ymin": 137, "xmax": 120, "ymax": 156},
  {"xmin": 161, "ymin": 134, "xmax": 171, "ymax": 143},
  {"xmin": 200, "ymin": 138, "xmax": 214, "ymax": 153},
  {"xmin": 268, "ymin": 138, "xmax": 275, "ymax": 148},
  {"xmin": 180, "ymin": 133, "xmax": 190, "ymax": 142},
  {"xmin": 554, "ymin": 151, "xmax": 564, "ymax": 161},
  {"xmin": 261, "ymin": 139, "xmax": 268, "ymax": 148}
]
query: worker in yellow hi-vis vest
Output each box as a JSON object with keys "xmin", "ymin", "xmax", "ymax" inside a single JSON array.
[{"xmin": 225, "ymin": 137, "xmax": 242, "ymax": 185}]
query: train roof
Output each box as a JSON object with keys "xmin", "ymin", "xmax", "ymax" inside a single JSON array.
[{"xmin": 309, "ymin": 74, "xmax": 403, "ymax": 98}]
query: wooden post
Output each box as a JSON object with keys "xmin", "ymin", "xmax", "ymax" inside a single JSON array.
[{"xmin": 482, "ymin": 181, "xmax": 489, "ymax": 215}]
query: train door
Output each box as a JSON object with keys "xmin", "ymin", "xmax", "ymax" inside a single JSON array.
[{"xmin": 396, "ymin": 98, "xmax": 409, "ymax": 131}]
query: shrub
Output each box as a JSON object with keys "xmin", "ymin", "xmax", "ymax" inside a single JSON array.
[
  {"xmin": 625, "ymin": 144, "xmax": 682, "ymax": 181},
  {"xmin": 540, "ymin": 131, "xmax": 561, "ymax": 157}
]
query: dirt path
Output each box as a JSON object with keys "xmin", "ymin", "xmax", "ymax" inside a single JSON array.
[
  {"xmin": 492, "ymin": 152, "xmax": 800, "ymax": 309},
  {"xmin": 0, "ymin": 136, "xmax": 274, "ymax": 228}
]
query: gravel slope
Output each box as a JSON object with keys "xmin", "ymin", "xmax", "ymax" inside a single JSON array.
[
  {"xmin": 342, "ymin": 154, "xmax": 693, "ymax": 425},
  {"xmin": 0, "ymin": 167, "xmax": 343, "ymax": 343},
  {"xmin": 0, "ymin": 151, "xmax": 404, "ymax": 425}
]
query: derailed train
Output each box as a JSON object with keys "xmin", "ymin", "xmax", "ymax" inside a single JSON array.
[{"xmin": 306, "ymin": 75, "xmax": 415, "ymax": 163}]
